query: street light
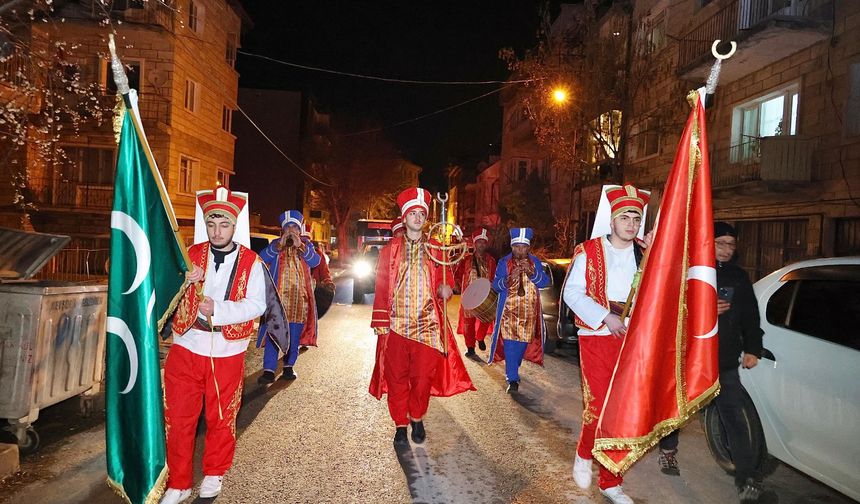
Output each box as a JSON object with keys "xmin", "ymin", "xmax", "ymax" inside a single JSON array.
[{"xmin": 552, "ymin": 87, "xmax": 569, "ymax": 105}]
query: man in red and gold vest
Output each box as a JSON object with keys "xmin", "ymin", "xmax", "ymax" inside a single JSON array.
[
  {"xmin": 161, "ymin": 187, "xmax": 267, "ymax": 504},
  {"xmin": 369, "ymin": 187, "xmax": 475, "ymax": 448},
  {"xmin": 560, "ymin": 184, "xmax": 650, "ymax": 504},
  {"xmin": 390, "ymin": 216, "xmax": 404, "ymax": 238},
  {"xmin": 455, "ymin": 227, "xmax": 497, "ymax": 357}
]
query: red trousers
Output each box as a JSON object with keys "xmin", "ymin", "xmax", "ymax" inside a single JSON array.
[
  {"xmin": 577, "ymin": 335, "xmax": 624, "ymax": 490},
  {"xmin": 383, "ymin": 331, "xmax": 443, "ymax": 426},
  {"xmin": 164, "ymin": 345, "xmax": 245, "ymax": 490},
  {"xmin": 462, "ymin": 316, "xmax": 491, "ymax": 349}
]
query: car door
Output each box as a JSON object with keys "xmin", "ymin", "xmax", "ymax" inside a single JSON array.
[{"xmin": 743, "ymin": 266, "xmax": 860, "ymax": 500}]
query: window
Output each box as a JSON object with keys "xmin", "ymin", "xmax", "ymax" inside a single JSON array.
[
  {"xmin": 101, "ymin": 58, "xmax": 142, "ymax": 93},
  {"xmin": 635, "ymin": 116, "xmax": 660, "ymax": 159},
  {"xmin": 735, "ymin": 219, "xmax": 807, "ymax": 281},
  {"xmin": 60, "ymin": 146, "xmax": 115, "ymax": 185},
  {"xmin": 835, "ymin": 217, "xmax": 860, "ymax": 256},
  {"xmin": 112, "ymin": 0, "xmax": 145, "ymax": 9},
  {"xmin": 517, "ymin": 160, "xmax": 529, "ymax": 180},
  {"xmin": 766, "ymin": 279, "xmax": 860, "ymax": 351},
  {"xmin": 587, "ymin": 110, "xmax": 622, "ymax": 163},
  {"xmin": 731, "ymin": 83, "xmax": 799, "ymax": 162},
  {"xmin": 640, "ymin": 13, "xmax": 666, "ymax": 55},
  {"xmin": 226, "ymin": 33, "xmax": 238, "ymax": 68},
  {"xmin": 184, "ymin": 79, "xmax": 200, "ymax": 112},
  {"xmin": 221, "ymin": 105, "xmax": 233, "ymax": 132},
  {"xmin": 178, "ymin": 155, "xmax": 199, "ymax": 194},
  {"xmin": 216, "ymin": 168, "xmax": 230, "ymax": 188},
  {"xmin": 188, "ymin": 0, "xmax": 204, "ymax": 34}
]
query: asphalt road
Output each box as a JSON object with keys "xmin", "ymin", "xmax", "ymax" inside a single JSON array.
[{"xmin": 0, "ymin": 277, "xmax": 854, "ymax": 503}]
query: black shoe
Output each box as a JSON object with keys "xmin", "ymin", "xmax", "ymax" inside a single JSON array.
[
  {"xmin": 257, "ymin": 371, "xmax": 275, "ymax": 385},
  {"xmin": 738, "ymin": 478, "xmax": 763, "ymax": 503},
  {"xmin": 393, "ymin": 427, "xmax": 409, "ymax": 447},
  {"xmin": 477, "ymin": 340, "xmax": 486, "ymax": 351},
  {"xmin": 410, "ymin": 421, "xmax": 426, "ymax": 444},
  {"xmin": 299, "ymin": 345, "xmax": 308, "ymax": 352},
  {"xmin": 280, "ymin": 366, "xmax": 297, "ymax": 380},
  {"xmin": 465, "ymin": 348, "xmax": 476, "ymax": 357},
  {"xmin": 506, "ymin": 380, "xmax": 519, "ymax": 393}
]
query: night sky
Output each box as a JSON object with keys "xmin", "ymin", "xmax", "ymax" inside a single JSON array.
[{"xmin": 236, "ymin": 1, "xmax": 549, "ymax": 190}]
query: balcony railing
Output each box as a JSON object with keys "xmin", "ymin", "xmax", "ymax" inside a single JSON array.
[
  {"xmin": 678, "ymin": 0, "xmax": 833, "ymax": 71},
  {"xmin": 0, "ymin": 45, "xmax": 33, "ymax": 88},
  {"xmin": 28, "ymin": 176, "xmax": 114, "ymax": 209},
  {"xmin": 35, "ymin": 248, "xmax": 110, "ymax": 282},
  {"xmin": 711, "ymin": 135, "xmax": 815, "ymax": 188}
]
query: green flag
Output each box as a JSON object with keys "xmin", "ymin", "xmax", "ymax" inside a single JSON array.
[{"xmin": 106, "ymin": 91, "xmax": 188, "ymax": 503}]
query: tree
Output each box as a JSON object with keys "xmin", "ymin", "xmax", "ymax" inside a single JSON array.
[
  {"xmin": 308, "ymin": 129, "xmax": 417, "ymax": 261},
  {"xmin": 499, "ymin": 170, "xmax": 554, "ymax": 253},
  {"xmin": 500, "ymin": 1, "xmax": 668, "ymax": 184}
]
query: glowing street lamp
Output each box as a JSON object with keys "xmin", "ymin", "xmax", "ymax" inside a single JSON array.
[{"xmin": 552, "ymin": 87, "xmax": 569, "ymax": 105}]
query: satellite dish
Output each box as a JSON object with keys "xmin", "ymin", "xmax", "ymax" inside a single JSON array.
[{"xmin": 148, "ymin": 69, "xmax": 167, "ymax": 89}]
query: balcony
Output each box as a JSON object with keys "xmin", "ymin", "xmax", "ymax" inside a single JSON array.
[
  {"xmin": 28, "ymin": 176, "xmax": 113, "ymax": 210},
  {"xmin": 677, "ymin": 0, "xmax": 833, "ymax": 83},
  {"xmin": 711, "ymin": 135, "xmax": 816, "ymax": 188}
]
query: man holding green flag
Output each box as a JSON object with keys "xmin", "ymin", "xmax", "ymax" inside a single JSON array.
[{"xmin": 105, "ymin": 36, "xmax": 191, "ymax": 504}]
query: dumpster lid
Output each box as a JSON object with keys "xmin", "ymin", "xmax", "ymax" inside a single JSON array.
[{"xmin": 0, "ymin": 227, "xmax": 72, "ymax": 280}]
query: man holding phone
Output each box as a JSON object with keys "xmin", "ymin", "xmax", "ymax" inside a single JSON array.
[{"xmin": 713, "ymin": 222, "xmax": 765, "ymax": 503}]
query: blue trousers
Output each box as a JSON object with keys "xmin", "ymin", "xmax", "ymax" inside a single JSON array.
[
  {"xmin": 503, "ymin": 339, "xmax": 528, "ymax": 383},
  {"xmin": 263, "ymin": 322, "xmax": 304, "ymax": 371}
]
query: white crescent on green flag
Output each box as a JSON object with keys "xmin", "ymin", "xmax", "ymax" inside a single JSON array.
[{"xmin": 106, "ymin": 45, "xmax": 189, "ymax": 503}]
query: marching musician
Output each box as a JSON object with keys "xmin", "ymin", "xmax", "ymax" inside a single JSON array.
[
  {"xmin": 456, "ymin": 227, "xmax": 497, "ymax": 357},
  {"xmin": 257, "ymin": 210, "xmax": 320, "ymax": 383},
  {"xmin": 161, "ymin": 187, "xmax": 268, "ymax": 503},
  {"xmin": 486, "ymin": 227, "xmax": 549, "ymax": 393},
  {"xmin": 390, "ymin": 216, "xmax": 405, "ymax": 239},
  {"xmin": 303, "ymin": 222, "xmax": 335, "ymax": 292},
  {"xmin": 561, "ymin": 184, "xmax": 650, "ymax": 504},
  {"xmin": 369, "ymin": 187, "xmax": 475, "ymax": 448}
]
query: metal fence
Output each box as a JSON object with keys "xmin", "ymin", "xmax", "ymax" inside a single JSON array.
[
  {"xmin": 35, "ymin": 248, "xmax": 110, "ymax": 282},
  {"xmin": 28, "ymin": 176, "xmax": 114, "ymax": 209}
]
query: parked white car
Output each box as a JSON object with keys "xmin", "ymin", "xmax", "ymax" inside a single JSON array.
[{"xmin": 715, "ymin": 257, "xmax": 860, "ymax": 501}]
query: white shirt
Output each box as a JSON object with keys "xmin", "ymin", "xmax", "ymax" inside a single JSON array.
[
  {"xmin": 562, "ymin": 236, "xmax": 638, "ymax": 336},
  {"xmin": 173, "ymin": 245, "xmax": 267, "ymax": 357}
]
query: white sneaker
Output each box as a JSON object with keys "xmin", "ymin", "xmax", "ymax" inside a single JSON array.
[
  {"xmin": 199, "ymin": 475, "xmax": 224, "ymax": 498},
  {"xmin": 159, "ymin": 488, "xmax": 191, "ymax": 504},
  {"xmin": 572, "ymin": 454, "xmax": 593, "ymax": 489},
  {"xmin": 600, "ymin": 485, "xmax": 634, "ymax": 504}
]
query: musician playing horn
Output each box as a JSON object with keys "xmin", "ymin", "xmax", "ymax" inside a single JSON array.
[
  {"xmin": 486, "ymin": 227, "xmax": 549, "ymax": 393},
  {"xmin": 456, "ymin": 227, "xmax": 497, "ymax": 358},
  {"xmin": 369, "ymin": 187, "xmax": 475, "ymax": 448}
]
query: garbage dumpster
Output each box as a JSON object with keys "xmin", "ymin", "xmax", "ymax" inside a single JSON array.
[{"xmin": 0, "ymin": 227, "xmax": 108, "ymax": 454}]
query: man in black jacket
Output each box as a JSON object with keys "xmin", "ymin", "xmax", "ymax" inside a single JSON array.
[{"xmin": 713, "ymin": 222, "xmax": 765, "ymax": 503}]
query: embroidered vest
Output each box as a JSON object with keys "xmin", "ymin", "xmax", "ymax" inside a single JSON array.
[
  {"xmin": 571, "ymin": 237, "xmax": 644, "ymax": 331},
  {"xmin": 172, "ymin": 242, "xmax": 259, "ymax": 341}
]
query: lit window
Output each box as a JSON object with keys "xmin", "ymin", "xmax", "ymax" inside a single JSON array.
[
  {"xmin": 635, "ymin": 116, "xmax": 660, "ymax": 159},
  {"xmin": 587, "ymin": 110, "xmax": 622, "ymax": 163},
  {"xmin": 731, "ymin": 83, "xmax": 800, "ymax": 161},
  {"xmin": 216, "ymin": 169, "xmax": 230, "ymax": 188}
]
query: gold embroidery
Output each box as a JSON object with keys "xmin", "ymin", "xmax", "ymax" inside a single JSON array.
[
  {"xmin": 581, "ymin": 367, "xmax": 597, "ymax": 426},
  {"xmin": 227, "ymin": 378, "xmax": 244, "ymax": 439}
]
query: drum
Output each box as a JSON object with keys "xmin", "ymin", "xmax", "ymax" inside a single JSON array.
[{"xmin": 461, "ymin": 278, "xmax": 498, "ymax": 324}]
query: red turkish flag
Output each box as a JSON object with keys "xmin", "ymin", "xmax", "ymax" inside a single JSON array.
[{"xmin": 592, "ymin": 90, "xmax": 720, "ymax": 474}]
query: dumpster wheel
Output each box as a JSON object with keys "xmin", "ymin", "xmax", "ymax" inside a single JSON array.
[{"xmin": 17, "ymin": 427, "xmax": 39, "ymax": 455}]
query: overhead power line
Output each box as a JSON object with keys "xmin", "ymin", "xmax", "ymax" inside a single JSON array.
[
  {"xmin": 238, "ymin": 50, "xmax": 539, "ymax": 86},
  {"xmin": 235, "ymin": 106, "xmax": 333, "ymax": 186},
  {"xmin": 340, "ymin": 84, "xmax": 514, "ymax": 136}
]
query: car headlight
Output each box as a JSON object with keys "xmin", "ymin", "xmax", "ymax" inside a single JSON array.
[{"xmin": 353, "ymin": 259, "xmax": 373, "ymax": 279}]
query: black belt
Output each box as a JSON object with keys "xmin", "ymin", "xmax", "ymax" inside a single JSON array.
[{"xmin": 192, "ymin": 319, "xmax": 222, "ymax": 332}]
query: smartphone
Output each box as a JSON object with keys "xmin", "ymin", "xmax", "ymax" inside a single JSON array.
[{"xmin": 718, "ymin": 286, "xmax": 735, "ymax": 302}]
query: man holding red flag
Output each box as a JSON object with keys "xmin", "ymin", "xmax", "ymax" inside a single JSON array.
[
  {"xmin": 369, "ymin": 187, "xmax": 475, "ymax": 448},
  {"xmin": 562, "ymin": 184, "xmax": 649, "ymax": 504},
  {"xmin": 456, "ymin": 227, "xmax": 496, "ymax": 357},
  {"xmin": 588, "ymin": 88, "xmax": 721, "ymax": 500}
]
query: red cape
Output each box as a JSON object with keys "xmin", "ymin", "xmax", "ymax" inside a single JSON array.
[{"xmin": 369, "ymin": 236, "xmax": 476, "ymax": 399}]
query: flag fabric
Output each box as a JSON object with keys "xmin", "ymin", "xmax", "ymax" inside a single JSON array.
[
  {"xmin": 592, "ymin": 90, "xmax": 720, "ymax": 474},
  {"xmin": 106, "ymin": 92, "xmax": 189, "ymax": 504}
]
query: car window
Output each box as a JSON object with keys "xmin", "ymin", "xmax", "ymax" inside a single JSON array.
[
  {"xmin": 250, "ymin": 237, "xmax": 271, "ymax": 254},
  {"xmin": 770, "ymin": 279, "xmax": 860, "ymax": 351}
]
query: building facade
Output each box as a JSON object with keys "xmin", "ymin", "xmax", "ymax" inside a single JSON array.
[{"xmin": 0, "ymin": 0, "xmax": 248, "ymax": 276}]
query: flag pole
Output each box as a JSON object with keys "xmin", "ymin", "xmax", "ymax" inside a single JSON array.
[{"xmin": 109, "ymin": 34, "xmax": 192, "ymax": 270}]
